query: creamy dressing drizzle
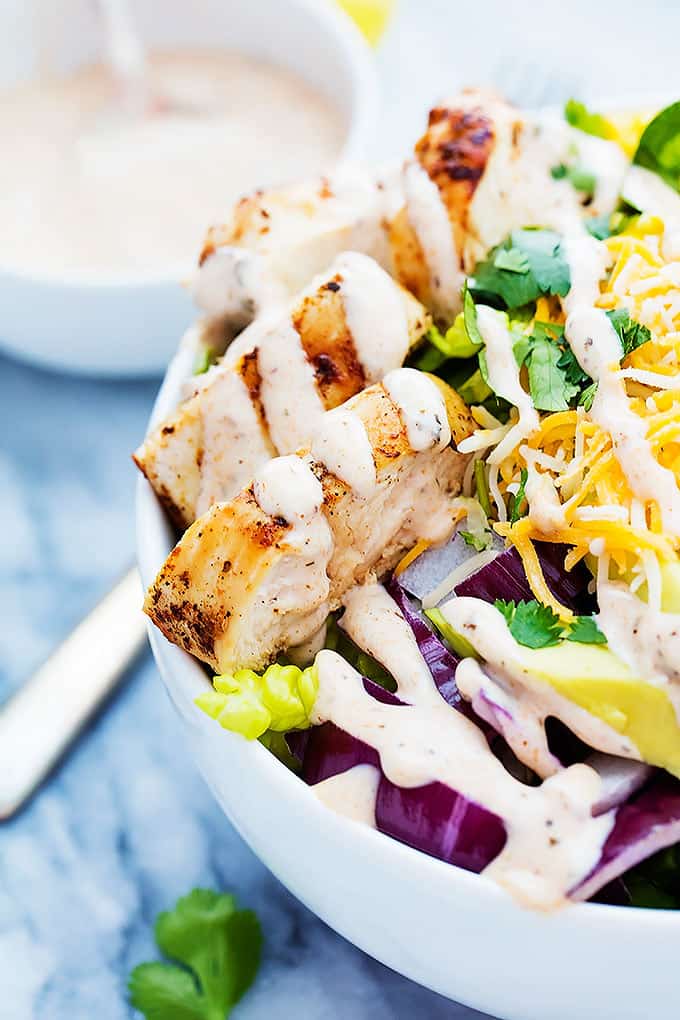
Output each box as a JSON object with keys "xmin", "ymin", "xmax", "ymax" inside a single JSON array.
[
  {"xmin": 253, "ymin": 454, "xmax": 324, "ymax": 531},
  {"xmin": 523, "ymin": 457, "xmax": 567, "ymax": 535},
  {"xmin": 313, "ymin": 764, "xmax": 380, "ymax": 827},
  {"xmin": 565, "ymin": 306, "xmax": 680, "ymax": 536},
  {"xmin": 596, "ymin": 581, "xmax": 680, "ymax": 717},
  {"xmin": 383, "ymin": 368, "xmax": 451, "ymax": 452},
  {"xmin": 475, "ymin": 306, "xmax": 539, "ymax": 463},
  {"xmin": 312, "ymin": 584, "xmax": 613, "ymax": 909},
  {"xmin": 257, "ymin": 318, "xmax": 326, "ymax": 455},
  {"xmin": 335, "ymin": 252, "xmax": 411, "ymax": 380},
  {"xmin": 310, "ymin": 408, "xmax": 376, "ymax": 499},
  {"xmin": 403, "ymin": 161, "xmax": 464, "ymax": 320},
  {"xmin": 568, "ymin": 130, "xmax": 628, "ymax": 219}
]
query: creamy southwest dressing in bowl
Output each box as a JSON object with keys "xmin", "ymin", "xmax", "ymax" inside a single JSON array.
[
  {"xmin": 0, "ymin": 0, "xmax": 377, "ymax": 374},
  {"xmin": 137, "ymin": 90, "xmax": 680, "ymax": 1017}
]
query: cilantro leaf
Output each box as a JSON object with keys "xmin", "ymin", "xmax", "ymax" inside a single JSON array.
[
  {"xmin": 527, "ymin": 336, "xmax": 580, "ymax": 411},
  {"xmin": 494, "ymin": 599, "xmax": 563, "ymax": 648},
  {"xmin": 567, "ymin": 616, "xmax": 607, "ymax": 644},
  {"xmin": 493, "ymin": 247, "xmax": 530, "ymax": 273},
  {"xmin": 633, "ymin": 101, "xmax": 680, "ymax": 194},
  {"xmin": 129, "ymin": 889, "xmax": 262, "ymax": 1020},
  {"xmin": 470, "ymin": 229, "xmax": 571, "ymax": 310},
  {"xmin": 606, "ymin": 308, "xmax": 652, "ymax": 357},
  {"xmin": 564, "ymin": 99, "xmax": 613, "ymax": 140},
  {"xmin": 129, "ymin": 963, "xmax": 207, "ymax": 1020},
  {"xmin": 508, "ymin": 467, "xmax": 529, "ymax": 525}
]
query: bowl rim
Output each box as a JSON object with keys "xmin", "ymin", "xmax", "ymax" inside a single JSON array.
[
  {"xmin": 136, "ymin": 329, "xmax": 680, "ymax": 931},
  {"xmin": 1, "ymin": 0, "xmax": 378, "ymax": 291}
]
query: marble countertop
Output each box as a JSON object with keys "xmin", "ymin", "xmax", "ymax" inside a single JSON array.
[{"xmin": 2, "ymin": 1, "xmax": 679, "ymax": 1017}]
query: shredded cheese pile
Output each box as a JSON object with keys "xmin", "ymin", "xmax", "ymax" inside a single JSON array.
[{"xmin": 480, "ymin": 223, "xmax": 680, "ymax": 615}]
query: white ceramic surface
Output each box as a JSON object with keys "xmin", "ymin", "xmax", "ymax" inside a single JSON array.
[
  {"xmin": 136, "ymin": 334, "xmax": 680, "ymax": 1020},
  {"xmin": 0, "ymin": 0, "xmax": 377, "ymax": 377}
]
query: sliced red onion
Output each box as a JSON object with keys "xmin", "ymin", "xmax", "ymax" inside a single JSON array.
[
  {"xmin": 376, "ymin": 777, "xmax": 507, "ymax": 874},
  {"xmin": 588, "ymin": 753, "xmax": 654, "ymax": 816},
  {"xmin": 454, "ymin": 542, "xmax": 592, "ymax": 613},
  {"xmin": 570, "ymin": 776, "xmax": 680, "ymax": 901},
  {"xmin": 386, "ymin": 576, "xmax": 466, "ymax": 713}
]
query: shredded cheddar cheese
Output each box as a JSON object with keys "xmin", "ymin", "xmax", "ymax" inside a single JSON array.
[{"xmin": 473, "ymin": 221, "xmax": 680, "ymax": 606}]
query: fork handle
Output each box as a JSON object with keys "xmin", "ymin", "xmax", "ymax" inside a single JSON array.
[{"xmin": 0, "ymin": 568, "xmax": 147, "ymax": 820}]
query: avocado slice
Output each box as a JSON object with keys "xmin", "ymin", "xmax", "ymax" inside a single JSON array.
[{"xmin": 515, "ymin": 641, "xmax": 680, "ymax": 780}]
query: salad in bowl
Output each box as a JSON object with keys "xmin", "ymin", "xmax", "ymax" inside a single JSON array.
[{"xmin": 136, "ymin": 89, "xmax": 680, "ymax": 922}]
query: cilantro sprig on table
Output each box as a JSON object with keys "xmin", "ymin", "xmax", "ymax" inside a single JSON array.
[
  {"xmin": 129, "ymin": 889, "xmax": 262, "ymax": 1020},
  {"xmin": 494, "ymin": 600, "xmax": 606, "ymax": 649}
]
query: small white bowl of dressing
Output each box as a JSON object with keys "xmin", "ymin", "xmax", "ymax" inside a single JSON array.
[{"xmin": 0, "ymin": 0, "xmax": 377, "ymax": 376}]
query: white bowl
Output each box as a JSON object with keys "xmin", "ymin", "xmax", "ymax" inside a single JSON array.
[
  {"xmin": 0, "ymin": 0, "xmax": 377, "ymax": 377},
  {"xmin": 137, "ymin": 336, "xmax": 680, "ymax": 1020}
]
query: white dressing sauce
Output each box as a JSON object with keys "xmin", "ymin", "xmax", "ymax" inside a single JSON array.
[
  {"xmin": 313, "ymin": 764, "xmax": 380, "ymax": 827},
  {"xmin": 475, "ymin": 305, "xmax": 539, "ymax": 462},
  {"xmin": 257, "ymin": 319, "xmax": 326, "ymax": 455},
  {"xmin": 311, "ymin": 408, "xmax": 376, "ymax": 499},
  {"xmin": 191, "ymin": 248, "xmax": 286, "ymax": 324},
  {"xmin": 335, "ymin": 252, "xmax": 412, "ymax": 380},
  {"xmin": 383, "ymin": 368, "xmax": 451, "ymax": 452},
  {"xmin": 0, "ymin": 51, "xmax": 345, "ymax": 276},
  {"xmin": 597, "ymin": 581, "xmax": 680, "ymax": 716},
  {"xmin": 565, "ymin": 307, "xmax": 680, "ymax": 535},
  {"xmin": 568, "ymin": 130, "xmax": 628, "ymax": 218},
  {"xmin": 403, "ymin": 161, "xmax": 464, "ymax": 320},
  {"xmin": 253, "ymin": 454, "xmax": 323, "ymax": 526},
  {"xmin": 561, "ymin": 233, "xmax": 610, "ymax": 314},
  {"xmin": 312, "ymin": 585, "xmax": 614, "ymax": 909},
  {"xmin": 523, "ymin": 458, "xmax": 567, "ymax": 535}
]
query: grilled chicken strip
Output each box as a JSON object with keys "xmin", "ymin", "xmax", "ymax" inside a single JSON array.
[
  {"xmin": 192, "ymin": 89, "xmax": 585, "ymax": 326},
  {"xmin": 134, "ymin": 253, "xmax": 430, "ymax": 530},
  {"xmin": 144, "ymin": 368, "xmax": 474, "ymax": 673}
]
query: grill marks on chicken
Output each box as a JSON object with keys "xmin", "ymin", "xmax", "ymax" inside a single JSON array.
[
  {"xmin": 192, "ymin": 90, "xmax": 548, "ymax": 326},
  {"xmin": 144, "ymin": 372, "xmax": 474, "ymax": 673},
  {"xmin": 133, "ymin": 254, "xmax": 430, "ymax": 528}
]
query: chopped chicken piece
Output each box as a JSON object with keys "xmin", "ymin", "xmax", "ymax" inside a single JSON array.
[
  {"xmin": 134, "ymin": 253, "xmax": 430, "ymax": 529},
  {"xmin": 193, "ymin": 90, "xmax": 580, "ymax": 326},
  {"xmin": 144, "ymin": 371, "xmax": 473, "ymax": 673}
]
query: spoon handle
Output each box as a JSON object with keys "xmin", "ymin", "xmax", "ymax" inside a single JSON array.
[{"xmin": 0, "ymin": 568, "xmax": 147, "ymax": 820}]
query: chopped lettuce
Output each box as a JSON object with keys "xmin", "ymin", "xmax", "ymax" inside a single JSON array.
[
  {"xmin": 633, "ymin": 100, "xmax": 680, "ymax": 194},
  {"xmin": 193, "ymin": 345, "xmax": 217, "ymax": 375},
  {"xmin": 195, "ymin": 663, "xmax": 318, "ymax": 739},
  {"xmin": 564, "ymin": 98, "xmax": 613, "ymax": 141}
]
